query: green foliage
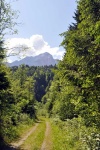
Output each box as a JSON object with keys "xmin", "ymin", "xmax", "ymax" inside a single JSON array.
[
  {"xmin": 33, "ymin": 66, "xmax": 54, "ymax": 102},
  {"xmin": 0, "ymin": 0, "xmax": 18, "ymax": 38},
  {"xmin": 0, "ymin": 41, "xmax": 5, "ymax": 62},
  {"xmin": 45, "ymin": 0, "xmax": 100, "ymax": 127},
  {"xmin": 0, "ymin": 0, "xmax": 19, "ymax": 145},
  {"xmin": 51, "ymin": 117, "xmax": 100, "ymax": 150}
]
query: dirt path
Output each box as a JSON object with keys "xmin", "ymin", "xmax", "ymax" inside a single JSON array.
[
  {"xmin": 11, "ymin": 123, "xmax": 38, "ymax": 149},
  {"xmin": 41, "ymin": 122, "xmax": 52, "ymax": 150}
]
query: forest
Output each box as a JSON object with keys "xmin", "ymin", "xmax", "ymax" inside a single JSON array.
[{"xmin": 0, "ymin": 0, "xmax": 100, "ymax": 149}]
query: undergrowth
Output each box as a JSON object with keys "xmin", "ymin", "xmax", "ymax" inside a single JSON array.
[
  {"xmin": 2, "ymin": 114, "xmax": 35, "ymax": 143},
  {"xmin": 50, "ymin": 117, "xmax": 100, "ymax": 150}
]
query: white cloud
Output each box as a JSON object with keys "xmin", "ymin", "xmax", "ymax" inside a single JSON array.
[{"xmin": 5, "ymin": 34, "xmax": 65, "ymax": 62}]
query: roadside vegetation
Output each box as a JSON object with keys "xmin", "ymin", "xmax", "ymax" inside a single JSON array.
[
  {"xmin": 50, "ymin": 118, "xmax": 100, "ymax": 150},
  {"xmin": 4, "ymin": 119, "xmax": 35, "ymax": 143}
]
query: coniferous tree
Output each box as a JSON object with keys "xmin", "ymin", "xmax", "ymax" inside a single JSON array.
[{"xmin": 46, "ymin": 0, "xmax": 100, "ymax": 127}]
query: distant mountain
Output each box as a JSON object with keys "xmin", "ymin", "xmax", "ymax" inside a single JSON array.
[{"xmin": 7, "ymin": 52, "xmax": 59, "ymax": 67}]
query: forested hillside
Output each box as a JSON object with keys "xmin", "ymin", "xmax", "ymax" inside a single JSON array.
[{"xmin": 0, "ymin": 0, "xmax": 100, "ymax": 149}]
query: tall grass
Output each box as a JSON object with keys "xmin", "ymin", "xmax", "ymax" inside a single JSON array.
[{"xmin": 50, "ymin": 117, "xmax": 100, "ymax": 150}]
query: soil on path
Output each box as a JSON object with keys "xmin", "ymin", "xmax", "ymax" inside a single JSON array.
[
  {"xmin": 41, "ymin": 122, "xmax": 52, "ymax": 150},
  {"xmin": 10, "ymin": 123, "xmax": 38, "ymax": 149}
]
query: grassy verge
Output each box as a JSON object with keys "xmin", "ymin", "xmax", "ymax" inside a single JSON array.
[
  {"xmin": 20, "ymin": 121, "xmax": 46, "ymax": 150},
  {"xmin": 51, "ymin": 120, "xmax": 83, "ymax": 150},
  {"xmin": 50, "ymin": 121, "xmax": 69, "ymax": 150},
  {"xmin": 50, "ymin": 118, "xmax": 100, "ymax": 150}
]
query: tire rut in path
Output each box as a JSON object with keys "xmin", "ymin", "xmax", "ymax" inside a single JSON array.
[
  {"xmin": 11, "ymin": 123, "xmax": 38, "ymax": 149},
  {"xmin": 41, "ymin": 122, "xmax": 52, "ymax": 150}
]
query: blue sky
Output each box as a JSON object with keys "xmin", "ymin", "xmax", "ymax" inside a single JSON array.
[{"xmin": 6, "ymin": 0, "xmax": 77, "ymax": 62}]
